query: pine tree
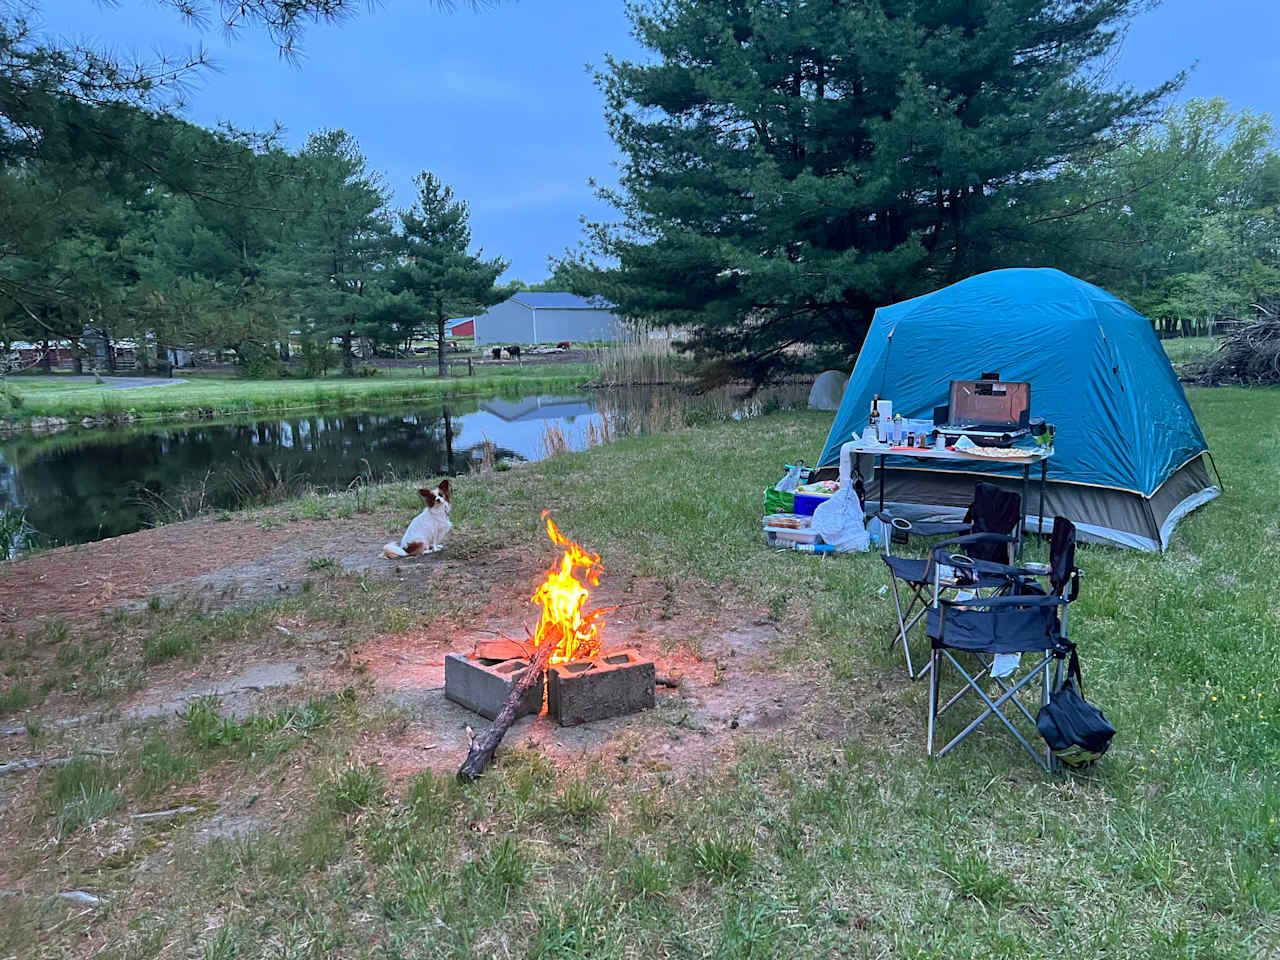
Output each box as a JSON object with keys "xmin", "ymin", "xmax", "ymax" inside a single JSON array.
[
  {"xmin": 391, "ymin": 171, "xmax": 512, "ymax": 378},
  {"xmin": 294, "ymin": 130, "xmax": 394, "ymax": 374},
  {"xmin": 577, "ymin": 0, "xmax": 1180, "ymax": 383}
]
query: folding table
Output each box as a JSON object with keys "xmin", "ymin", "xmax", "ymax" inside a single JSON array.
[{"xmin": 837, "ymin": 438, "xmax": 1053, "ymax": 556}]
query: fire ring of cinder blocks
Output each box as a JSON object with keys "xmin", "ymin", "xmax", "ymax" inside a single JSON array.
[{"xmin": 444, "ymin": 650, "xmax": 655, "ymax": 726}]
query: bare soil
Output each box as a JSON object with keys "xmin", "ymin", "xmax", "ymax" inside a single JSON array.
[
  {"xmin": 0, "ymin": 509, "xmax": 913, "ymax": 891},
  {"xmin": 0, "ymin": 514, "xmax": 384, "ymax": 631}
]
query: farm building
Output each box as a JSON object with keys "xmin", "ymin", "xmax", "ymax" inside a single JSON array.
[
  {"xmin": 446, "ymin": 317, "xmax": 475, "ymax": 338},
  {"xmin": 472, "ymin": 293, "xmax": 622, "ymax": 346}
]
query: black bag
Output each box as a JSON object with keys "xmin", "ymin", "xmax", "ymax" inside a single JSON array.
[{"xmin": 1037, "ymin": 647, "xmax": 1115, "ymax": 767}]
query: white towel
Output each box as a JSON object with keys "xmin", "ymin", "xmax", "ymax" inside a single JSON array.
[{"xmin": 991, "ymin": 653, "xmax": 1022, "ymax": 678}]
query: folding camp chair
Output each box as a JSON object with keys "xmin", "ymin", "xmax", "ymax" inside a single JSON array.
[
  {"xmin": 924, "ymin": 517, "xmax": 1081, "ymax": 770},
  {"xmin": 881, "ymin": 483, "xmax": 1022, "ymax": 680}
]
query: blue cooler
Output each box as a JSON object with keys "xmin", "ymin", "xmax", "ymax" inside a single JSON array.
[{"xmin": 793, "ymin": 493, "xmax": 832, "ymax": 516}]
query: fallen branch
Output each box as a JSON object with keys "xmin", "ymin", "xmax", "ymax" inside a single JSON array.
[
  {"xmin": 0, "ymin": 889, "xmax": 103, "ymax": 905},
  {"xmin": 457, "ymin": 629, "xmax": 558, "ymax": 783},
  {"xmin": 129, "ymin": 805, "xmax": 199, "ymax": 822},
  {"xmin": 0, "ymin": 756, "xmax": 71, "ymax": 776}
]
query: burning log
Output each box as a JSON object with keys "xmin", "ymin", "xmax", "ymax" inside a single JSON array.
[
  {"xmin": 457, "ymin": 513, "xmax": 606, "ymax": 782},
  {"xmin": 457, "ymin": 627, "xmax": 559, "ymax": 782}
]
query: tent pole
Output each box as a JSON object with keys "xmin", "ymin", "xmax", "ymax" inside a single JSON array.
[{"xmin": 1205, "ymin": 451, "xmax": 1225, "ymax": 493}]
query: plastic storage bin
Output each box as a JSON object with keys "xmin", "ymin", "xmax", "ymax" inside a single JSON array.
[
  {"xmin": 765, "ymin": 527, "xmax": 823, "ymax": 548},
  {"xmin": 793, "ymin": 492, "xmax": 833, "ymax": 516},
  {"xmin": 762, "ymin": 515, "xmax": 822, "ymax": 548}
]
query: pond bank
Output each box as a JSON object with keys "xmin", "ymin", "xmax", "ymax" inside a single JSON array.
[
  {"xmin": 0, "ymin": 383, "xmax": 811, "ymax": 553},
  {"xmin": 0, "ymin": 369, "xmax": 595, "ymax": 433}
]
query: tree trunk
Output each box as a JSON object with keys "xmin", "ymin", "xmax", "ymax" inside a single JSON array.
[
  {"xmin": 457, "ymin": 631, "xmax": 558, "ymax": 782},
  {"xmin": 39, "ymin": 338, "xmax": 51, "ymax": 374},
  {"xmin": 436, "ymin": 307, "xmax": 448, "ymax": 378},
  {"xmin": 342, "ymin": 331, "xmax": 354, "ymax": 376},
  {"xmin": 443, "ymin": 405, "xmax": 454, "ymax": 474}
]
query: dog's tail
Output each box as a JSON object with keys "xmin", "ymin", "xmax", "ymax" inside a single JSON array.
[{"xmin": 382, "ymin": 541, "xmax": 409, "ymax": 559}]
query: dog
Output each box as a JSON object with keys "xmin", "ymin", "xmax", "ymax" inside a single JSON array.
[{"xmin": 383, "ymin": 479, "xmax": 452, "ymax": 558}]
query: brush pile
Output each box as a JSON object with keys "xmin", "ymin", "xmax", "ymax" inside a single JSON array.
[{"xmin": 1191, "ymin": 306, "xmax": 1280, "ymax": 385}]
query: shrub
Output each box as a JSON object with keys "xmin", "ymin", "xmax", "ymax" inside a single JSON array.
[
  {"xmin": 236, "ymin": 341, "xmax": 285, "ymax": 380},
  {"xmin": 299, "ymin": 336, "xmax": 336, "ymax": 378}
]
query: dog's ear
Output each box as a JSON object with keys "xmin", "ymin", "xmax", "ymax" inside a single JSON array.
[
  {"xmin": 418, "ymin": 487, "xmax": 438, "ymax": 505},
  {"xmin": 437, "ymin": 478, "xmax": 451, "ymax": 503}
]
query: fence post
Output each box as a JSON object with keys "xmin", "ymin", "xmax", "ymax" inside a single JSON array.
[{"xmin": 468, "ymin": 356, "xmax": 473, "ymax": 376}]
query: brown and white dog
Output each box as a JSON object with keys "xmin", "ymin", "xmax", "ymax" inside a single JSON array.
[{"xmin": 383, "ymin": 479, "xmax": 452, "ymax": 558}]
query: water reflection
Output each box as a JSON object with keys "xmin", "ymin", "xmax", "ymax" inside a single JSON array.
[{"xmin": 0, "ymin": 383, "xmax": 809, "ymax": 550}]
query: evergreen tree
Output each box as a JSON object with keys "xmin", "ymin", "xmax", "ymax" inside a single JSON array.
[
  {"xmin": 576, "ymin": 0, "xmax": 1179, "ymax": 383},
  {"xmin": 391, "ymin": 171, "xmax": 512, "ymax": 377},
  {"xmin": 294, "ymin": 130, "xmax": 394, "ymax": 374}
]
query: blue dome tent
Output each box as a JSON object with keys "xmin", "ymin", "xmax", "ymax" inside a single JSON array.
[{"xmin": 817, "ymin": 268, "xmax": 1219, "ymax": 550}]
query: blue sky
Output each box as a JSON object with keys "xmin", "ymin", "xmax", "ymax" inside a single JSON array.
[{"xmin": 34, "ymin": 0, "xmax": 1280, "ymax": 282}]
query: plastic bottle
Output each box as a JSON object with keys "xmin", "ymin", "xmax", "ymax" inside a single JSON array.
[{"xmin": 792, "ymin": 543, "xmax": 836, "ymax": 554}]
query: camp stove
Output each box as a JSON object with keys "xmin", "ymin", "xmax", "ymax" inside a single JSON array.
[{"xmin": 936, "ymin": 377, "xmax": 1032, "ymax": 447}]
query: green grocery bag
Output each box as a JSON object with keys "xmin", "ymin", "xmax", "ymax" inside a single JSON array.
[{"xmin": 763, "ymin": 487, "xmax": 795, "ymax": 516}]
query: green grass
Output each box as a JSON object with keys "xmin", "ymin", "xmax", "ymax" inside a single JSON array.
[
  {"xmin": 1162, "ymin": 336, "xmax": 1221, "ymax": 366},
  {"xmin": 51, "ymin": 757, "xmax": 122, "ymax": 836},
  {"xmin": 3, "ymin": 366, "xmax": 596, "ymax": 427},
  {"xmin": 2, "ymin": 386, "xmax": 1277, "ymax": 958},
  {"xmin": 183, "ymin": 695, "xmax": 336, "ymax": 755}
]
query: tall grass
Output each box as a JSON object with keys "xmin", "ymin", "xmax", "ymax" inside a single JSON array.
[
  {"xmin": 541, "ymin": 421, "xmax": 571, "ymax": 457},
  {"xmin": 134, "ymin": 470, "xmax": 215, "ymax": 525},
  {"xmin": 590, "ymin": 338, "xmax": 688, "ymax": 386},
  {"xmin": 135, "ymin": 456, "xmax": 308, "ymax": 527},
  {"xmin": 476, "ymin": 433, "xmax": 498, "ymax": 473},
  {"xmin": 0, "ymin": 508, "xmax": 32, "ymax": 560}
]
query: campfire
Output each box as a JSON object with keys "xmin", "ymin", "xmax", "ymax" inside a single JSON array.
[
  {"xmin": 453, "ymin": 513, "xmax": 655, "ymax": 781},
  {"xmin": 531, "ymin": 514, "xmax": 606, "ymax": 665}
]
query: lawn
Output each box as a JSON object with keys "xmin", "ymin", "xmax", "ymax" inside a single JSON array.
[
  {"xmin": 1, "ymin": 364, "xmax": 598, "ymax": 426},
  {"xmin": 0, "ymin": 386, "xmax": 1276, "ymax": 958},
  {"xmin": 1162, "ymin": 336, "xmax": 1222, "ymax": 366}
]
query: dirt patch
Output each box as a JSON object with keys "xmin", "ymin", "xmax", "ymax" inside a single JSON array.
[
  {"xmin": 118, "ymin": 661, "xmax": 308, "ymax": 723},
  {"xmin": 338, "ymin": 576, "xmax": 820, "ymax": 784},
  {"xmin": 0, "ymin": 514, "xmax": 393, "ymax": 631}
]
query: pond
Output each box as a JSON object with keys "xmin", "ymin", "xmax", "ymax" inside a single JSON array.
[{"xmin": 0, "ymin": 384, "xmax": 809, "ymax": 552}]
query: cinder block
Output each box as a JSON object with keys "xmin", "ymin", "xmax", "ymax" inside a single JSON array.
[
  {"xmin": 547, "ymin": 649, "xmax": 656, "ymax": 727},
  {"xmin": 444, "ymin": 653, "xmax": 542, "ymax": 721}
]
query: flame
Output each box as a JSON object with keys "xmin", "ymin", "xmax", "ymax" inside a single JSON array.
[{"xmin": 531, "ymin": 511, "xmax": 605, "ymax": 665}]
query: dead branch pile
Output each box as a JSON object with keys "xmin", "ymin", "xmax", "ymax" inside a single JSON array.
[{"xmin": 1192, "ymin": 308, "xmax": 1280, "ymax": 385}]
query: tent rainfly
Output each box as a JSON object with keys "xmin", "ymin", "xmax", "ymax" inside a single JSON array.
[{"xmin": 817, "ymin": 268, "xmax": 1220, "ymax": 551}]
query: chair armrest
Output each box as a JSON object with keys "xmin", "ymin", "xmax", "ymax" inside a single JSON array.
[
  {"xmin": 937, "ymin": 592, "xmax": 1065, "ymax": 610},
  {"xmin": 932, "ymin": 531, "xmax": 1017, "ymax": 553},
  {"xmin": 878, "ymin": 512, "xmax": 971, "ymax": 537},
  {"xmin": 930, "ymin": 533, "xmax": 1018, "ymax": 567}
]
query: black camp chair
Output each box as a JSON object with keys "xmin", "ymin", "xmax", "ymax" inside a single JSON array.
[
  {"xmin": 924, "ymin": 517, "xmax": 1081, "ymax": 770},
  {"xmin": 882, "ymin": 483, "xmax": 1022, "ymax": 679}
]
